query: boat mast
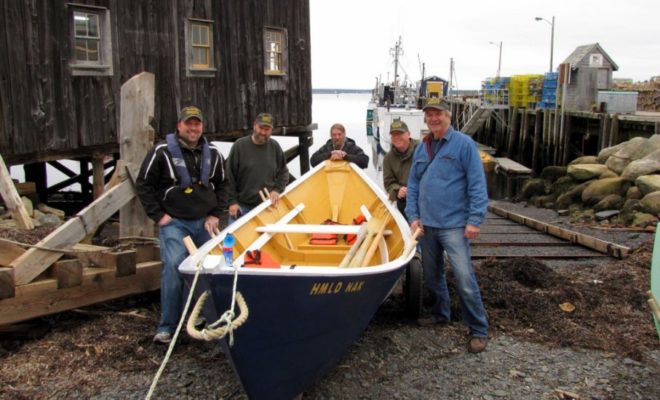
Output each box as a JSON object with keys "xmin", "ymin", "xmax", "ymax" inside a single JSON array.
[{"xmin": 390, "ymin": 36, "xmax": 403, "ymax": 101}]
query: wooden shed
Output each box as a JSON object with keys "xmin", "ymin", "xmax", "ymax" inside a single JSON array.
[
  {"xmin": 0, "ymin": 0, "xmax": 313, "ymax": 207},
  {"xmin": 560, "ymin": 43, "xmax": 618, "ymax": 112}
]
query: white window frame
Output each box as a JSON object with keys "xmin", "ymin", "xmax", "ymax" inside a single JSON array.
[
  {"xmin": 264, "ymin": 27, "xmax": 287, "ymax": 76},
  {"xmin": 69, "ymin": 4, "xmax": 114, "ymax": 76},
  {"xmin": 185, "ymin": 19, "xmax": 216, "ymax": 78}
]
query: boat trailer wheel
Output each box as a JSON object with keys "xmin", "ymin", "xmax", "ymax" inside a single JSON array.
[{"xmin": 404, "ymin": 256, "xmax": 423, "ymax": 319}]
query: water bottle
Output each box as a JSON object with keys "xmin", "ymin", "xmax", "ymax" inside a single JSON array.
[{"xmin": 222, "ymin": 233, "xmax": 235, "ymax": 266}]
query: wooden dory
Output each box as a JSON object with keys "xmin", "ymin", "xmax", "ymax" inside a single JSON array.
[{"xmin": 179, "ymin": 160, "xmax": 415, "ymax": 399}]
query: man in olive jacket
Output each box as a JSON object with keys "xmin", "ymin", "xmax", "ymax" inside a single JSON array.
[{"xmin": 382, "ymin": 119, "xmax": 419, "ymax": 217}]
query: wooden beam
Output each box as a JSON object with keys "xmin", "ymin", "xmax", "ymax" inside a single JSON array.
[
  {"xmin": 92, "ymin": 152, "xmax": 105, "ymax": 199},
  {"xmin": 53, "ymin": 259, "xmax": 82, "ymax": 289},
  {"xmin": 0, "ymin": 154, "xmax": 33, "ymax": 229},
  {"xmin": 488, "ymin": 204, "xmax": 630, "ymax": 259},
  {"xmin": 78, "ymin": 249, "xmax": 137, "ymax": 277},
  {"xmin": 0, "ymin": 261, "xmax": 161, "ymax": 325},
  {"xmin": 0, "ymin": 267, "xmax": 14, "ymax": 300},
  {"xmin": 11, "ymin": 179, "xmax": 136, "ymax": 285},
  {"xmin": 0, "ymin": 238, "xmax": 26, "ymax": 267},
  {"xmin": 119, "ymin": 72, "xmax": 155, "ymax": 239}
]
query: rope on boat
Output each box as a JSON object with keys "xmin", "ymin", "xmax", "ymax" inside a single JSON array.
[{"xmin": 146, "ymin": 242, "xmax": 249, "ymax": 400}]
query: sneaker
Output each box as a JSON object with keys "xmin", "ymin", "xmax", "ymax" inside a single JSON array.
[
  {"xmin": 153, "ymin": 331, "xmax": 172, "ymax": 344},
  {"xmin": 416, "ymin": 316, "xmax": 449, "ymax": 327},
  {"xmin": 467, "ymin": 336, "xmax": 488, "ymax": 353}
]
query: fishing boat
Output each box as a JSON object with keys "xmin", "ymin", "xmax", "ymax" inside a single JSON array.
[
  {"xmin": 178, "ymin": 160, "xmax": 418, "ymax": 399},
  {"xmin": 366, "ymin": 37, "xmax": 447, "ymax": 170}
]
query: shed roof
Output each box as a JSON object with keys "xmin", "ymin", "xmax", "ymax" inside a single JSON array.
[{"xmin": 561, "ymin": 43, "xmax": 619, "ymax": 71}]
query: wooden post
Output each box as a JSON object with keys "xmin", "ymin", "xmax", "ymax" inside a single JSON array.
[
  {"xmin": 562, "ymin": 114, "xmax": 572, "ymax": 165},
  {"xmin": 532, "ymin": 109, "xmax": 542, "ymax": 172},
  {"xmin": 507, "ymin": 108, "xmax": 519, "ymax": 157},
  {"xmin": 609, "ymin": 114, "xmax": 619, "ymax": 147},
  {"xmin": 92, "ymin": 152, "xmax": 105, "ymax": 199},
  {"xmin": 298, "ymin": 132, "xmax": 311, "ymax": 175},
  {"xmin": 0, "ymin": 155, "xmax": 34, "ymax": 229},
  {"xmin": 119, "ymin": 72, "xmax": 155, "ymax": 239},
  {"xmin": 519, "ymin": 110, "xmax": 529, "ymax": 164}
]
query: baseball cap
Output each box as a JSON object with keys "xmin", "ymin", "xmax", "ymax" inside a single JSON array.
[
  {"xmin": 179, "ymin": 106, "xmax": 203, "ymax": 122},
  {"xmin": 389, "ymin": 119, "xmax": 409, "ymax": 134},
  {"xmin": 422, "ymin": 97, "xmax": 449, "ymax": 112},
  {"xmin": 255, "ymin": 113, "xmax": 274, "ymax": 128}
]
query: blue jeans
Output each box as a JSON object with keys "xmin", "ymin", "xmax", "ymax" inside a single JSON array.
[
  {"xmin": 420, "ymin": 226, "xmax": 489, "ymax": 337},
  {"xmin": 158, "ymin": 217, "xmax": 211, "ymax": 334}
]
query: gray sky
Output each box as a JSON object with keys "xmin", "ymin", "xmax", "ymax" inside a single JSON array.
[{"xmin": 310, "ymin": 0, "xmax": 660, "ymax": 90}]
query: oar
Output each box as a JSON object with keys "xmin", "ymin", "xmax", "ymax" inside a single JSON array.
[
  {"xmin": 402, "ymin": 227, "xmax": 423, "ymax": 258},
  {"xmin": 339, "ymin": 223, "xmax": 368, "ymax": 268},
  {"xmin": 259, "ymin": 187, "xmax": 294, "ymax": 249},
  {"xmin": 362, "ymin": 213, "xmax": 392, "ymax": 266},
  {"xmin": 348, "ymin": 216, "xmax": 383, "ymax": 268}
]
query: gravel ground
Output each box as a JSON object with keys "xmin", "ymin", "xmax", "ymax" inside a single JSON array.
[{"xmin": 1, "ymin": 202, "xmax": 659, "ymax": 400}]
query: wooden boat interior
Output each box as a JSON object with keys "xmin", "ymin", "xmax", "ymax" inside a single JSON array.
[{"xmin": 212, "ymin": 162, "xmax": 406, "ymax": 268}]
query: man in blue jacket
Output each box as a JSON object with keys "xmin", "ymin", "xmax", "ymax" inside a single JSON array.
[{"xmin": 405, "ymin": 97, "xmax": 489, "ymax": 353}]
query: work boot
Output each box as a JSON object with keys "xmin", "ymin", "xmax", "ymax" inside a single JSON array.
[
  {"xmin": 467, "ymin": 336, "xmax": 488, "ymax": 353},
  {"xmin": 153, "ymin": 331, "xmax": 172, "ymax": 344}
]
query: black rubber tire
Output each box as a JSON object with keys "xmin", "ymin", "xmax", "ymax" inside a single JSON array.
[{"xmin": 404, "ymin": 257, "xmax": 423, "ymax": 319}]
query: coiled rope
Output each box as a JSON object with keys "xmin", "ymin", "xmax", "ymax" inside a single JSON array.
[{"xmin": 145, "ymin": 242, "xmax": 249, "ymax": 400}]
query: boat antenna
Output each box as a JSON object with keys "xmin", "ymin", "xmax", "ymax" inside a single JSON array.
[{"xmin": 390, "ymin": 36, "xmax": 403, "ymax": 89}]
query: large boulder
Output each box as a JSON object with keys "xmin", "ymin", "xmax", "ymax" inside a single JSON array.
[
  {"xmin": 620, "ymin": 149, "xmax": 660, "ymax": 180},
  {"xmin": 632, "ymin": 212, "xmax": 658, "ymax": 228},
  {"xmin": 549, "ymin": 176, "xmax": 576, "ymax": 196},
  {"xmin": 556, "ymin": 182, "xmax": 589, "ymax": 209},
  {"xmin": 597, "ymin": 142, "xmax": 626, "ymax": 163},
  {"xmin": 581, "ymin": 177, "xmax": 629, "ymax": 205},
  {"xmin": 626, "ymin": 186, "xmax": 642, "ymax": 200},
  {"xmin": 605, "ymin": 136, "xmax": 658, "ymax": 174},
  {"xmin": 593, "ymin": 194, "xmax": 625, "ymax": 212},
  {"xmin": 539, "ymin": 166, "xmax": 567, "ymax": 183},
  {"xmin": 568, "ymin": 156, "xmax": 599, "ymax": 165},
  {"xmin": 519, "ymin": 178, "xmax": 547, "ymax": 201},
  {"xmin": 635, "ymin": 174, "xmax": 660, "ymax": 196},
  {"xmin": 567, "ymin": 164, "xmax": 610, "ymax": 181},
  {"xmin": 639, "ymin": 191, "xmax": 660, "ymax": 215}
]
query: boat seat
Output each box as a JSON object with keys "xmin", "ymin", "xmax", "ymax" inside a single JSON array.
[{"xmin": 255, "ymin": 224, "xmax": 392, "ymax": 236}]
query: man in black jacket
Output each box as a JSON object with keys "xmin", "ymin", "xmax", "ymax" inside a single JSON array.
[
  {"xmin": 136, "ymin": 106, "xmax": 228, "ymax": 344},
  {"xmin": 310, "ymin": 123, "xmax": 369, "ymax": 168}
]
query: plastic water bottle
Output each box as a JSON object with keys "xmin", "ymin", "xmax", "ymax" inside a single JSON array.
[{"xmin": 223, "ymin": 233, "xmax": 235, "ymax": 266}]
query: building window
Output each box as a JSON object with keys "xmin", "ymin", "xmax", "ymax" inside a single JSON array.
[
  {"xmin": 69, "ymin": 5, "xmax": 113, "ymax": 76},
  {"xmin": 264, "ymin": 28, "xmax": 287, "ymax": 76},
  {"xmin": 185, "ymin": 19, "xmax": 215, "ymax": 77}
]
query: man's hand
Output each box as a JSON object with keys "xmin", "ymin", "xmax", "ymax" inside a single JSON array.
[
  {"xmin": 269, "ymin": 191, "xmax": 280, "ymax": 206},
  {"xmin": 158, "ymin": 214, "xmax": 172, "ymax": 227},
  {"xmin": 204, "ymin": 215, "xmax": 220, "ymax": 235},
  {"xmin": 464, "ymin": 224, "xmax": 480, "ymax": 239},
  {"xmin": 228, "ymin": 203, "xmax": 240, "ymax": 218},
  {"xmin": 397, "ymin": 186, "xmax": 408, "ymax": 199},
  {"xmin": 330, "ymin": 150, "xmax": 346, "ymax": 161},
  {"xmin": 411, "ymin": 219, "xmax": 424, "ymax": 236}
]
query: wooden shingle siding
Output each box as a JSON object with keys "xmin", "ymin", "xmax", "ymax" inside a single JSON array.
[{"xmin": 0, "ymin": 0, "xmax": 312, "ymax": 165}]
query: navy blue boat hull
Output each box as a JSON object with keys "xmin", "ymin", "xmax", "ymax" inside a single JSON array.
[{"xmin": 185, "ymin": 266, "xmax": 405, "ymax": 400}]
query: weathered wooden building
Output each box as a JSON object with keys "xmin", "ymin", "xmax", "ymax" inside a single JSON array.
[
  {"xmin": 0, "ymin": 0, "xmax": 312, "ymax": 198},
  {"xmin": 561, "ymin": 43, "xmax": 618, "ymax": 112}
]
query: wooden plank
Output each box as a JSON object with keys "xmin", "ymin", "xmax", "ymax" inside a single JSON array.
[
  {"xmin": 0, "ymin": 238, "xmax": 26, "ymax": 267},
  {"xmin": 15, "ymin": 182, "xmax": 36, "ymax": 196},
  {"xmin": 0, "ymin": 267, "xmax": 14, "ymax": 300},
  {"xmin": 11, "ymin": 179, "xmax": 137, "ymax": 285},
  {"xmin": 0, "ymin": 261, "xmax": 161, "ymax": 325},
  {"xmin": 53, "ymin": 259, "xmax": 82, "ymax": 289},
  {"xmin": 78, "ymin": 249, "xmax": 137, "ymax": 277},
  {"xmin": 488, "ymin": 204, "xmax": 630, "ymax": 259},
  {"xmin": 494, "ymin": 158, "xmax": 532, "ymax": 175},
  {"xmin": 0, "ymin": 154, "xmax": 33, "ymax": 229},
  {"xmin": 119, "ymin": 72, "xmax": 155, "ymax": 239},
  {"xmin": 135, "ymin": 243, "xmax": 160, "ymax": 263}
]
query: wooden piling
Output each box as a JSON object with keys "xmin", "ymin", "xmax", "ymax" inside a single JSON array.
[
  {"xmin": 507, "ymin": 108, "xmax": 519, "ymax": 157},
  {"xmin": 532, "ymin": 109, "xmax": 542, "ymax": 172},
  {"xmin": 562, "ymin": 114, "xmax": 572, "ymax": 165},
  {"xmin": 609, "ymin": 114, "xmax": 619, "ymax": 147}
]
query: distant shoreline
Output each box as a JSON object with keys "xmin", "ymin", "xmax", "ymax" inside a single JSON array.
[{"xmin": 312, "ymin": 88, "xmax": 371, "ymax": 94}]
